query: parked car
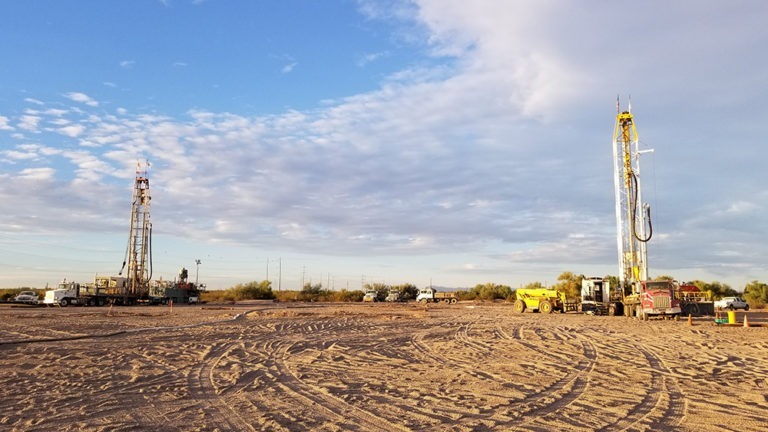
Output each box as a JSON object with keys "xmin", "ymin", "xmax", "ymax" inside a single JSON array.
[
  {"xmin": 714, "ymin": 296, "xmax": 749, "ymax": 311},
  {"xmin": 14, "ymin": 291, "xmax": 39, "ymax": 304}
]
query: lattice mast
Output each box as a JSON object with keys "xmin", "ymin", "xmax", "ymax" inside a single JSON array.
[
  {"xmin": 121, "ymin": 161, "xmax": 153, "ymax": 296},
  {"xmin": 612, "ymin": 98, "xmax": 652, "ymax": 297}
]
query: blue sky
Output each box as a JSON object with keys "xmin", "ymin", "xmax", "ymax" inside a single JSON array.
[{"xmin": 1, "ymin": 0, "xmax": 767, "ymax": 291}]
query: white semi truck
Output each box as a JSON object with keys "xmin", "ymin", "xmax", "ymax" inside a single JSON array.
[
  {"xmin": 44, "ymin": 276, "xmax": 134, "ymax": 306},
  {"xmin": 416, "ymin": 287, "xmax": 458, "ymax": 304}
]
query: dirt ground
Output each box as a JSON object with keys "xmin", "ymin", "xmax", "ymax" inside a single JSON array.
[{"xmin": 1, "ymin": 302, "xmax": 766, "ymax": 431}]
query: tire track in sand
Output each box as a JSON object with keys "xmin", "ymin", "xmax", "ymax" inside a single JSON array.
[
  {"xmin": 267, "ymin": 339, "xmax": 411, "ymax": 432},
  {"xmin": 595, "ymin": 344, "xmax": 685, "ymax": 431},
  {"xmin": 185, "ymin": 342, "xmax": 257, "ymax": 432}
]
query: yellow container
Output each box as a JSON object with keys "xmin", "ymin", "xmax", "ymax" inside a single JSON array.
[{"xmin": 727, "ymin": 311, "xmax": 736, "ymax": 324}]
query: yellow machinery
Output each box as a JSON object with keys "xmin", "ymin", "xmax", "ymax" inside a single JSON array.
[{"xmin": 513, "ymin": 288, "xmax": 577, "ymax": 314}]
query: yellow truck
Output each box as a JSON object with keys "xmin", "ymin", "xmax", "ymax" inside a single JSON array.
[{"xmin": 513, "ymin": 288, "xmax": 578, "ymax": 314}]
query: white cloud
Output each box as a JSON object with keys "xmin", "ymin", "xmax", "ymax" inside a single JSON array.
[
  {"xmin": 0, "ymin": 116, "xmax": 13, "ymax": 130},
  {"xmin": 64, "ymin": 92, "xmax": 99, "ymax": 107},
  {"xmin": 356, "ymin": 51, "xmax": 389, "ymax": 67},
  {"xmin": 18, "ymin": 167, "xmax": 55, "ymax": 180},
  {"xmin": 18, "ymin": 115, "xmax": 41, "ymax": 132},
  {"xmin": 58, "ymin": 124, "xmax": 86, "ymax": 138},
  {"xmin": 120, "ymin": 60, "xmax": 136, "ymax": 68},
  {"xmin": 1, "ymin": 1, "xmax": 767, "ymax": 290},
  {"xmin": 281, "ymin": 62, "xmax": 297, "ymax": 73}
]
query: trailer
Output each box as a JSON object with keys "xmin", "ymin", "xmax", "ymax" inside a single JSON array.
[
  {"xmin": 678, "ymin": 283, "xmax": 715, "ymax": 316},
  {"xmin": 44, "ymin": 277, "xmax": 139, "ymax": 306}
]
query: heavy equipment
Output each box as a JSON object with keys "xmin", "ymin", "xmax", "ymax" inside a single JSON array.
[
  {"xmin": 514, "ymin": 287, "xmax": 578, "ymax": 313},
  {"xmin": 149, "ymin": 267, "xmax": 203, "ymax": 305},
  {"xmin": 416, "ymin": 287, "xmax": 458, "ymax": 304},
  {"xmin": 610, "ymin": 99, "xmax": 681, "ymax": 320}
]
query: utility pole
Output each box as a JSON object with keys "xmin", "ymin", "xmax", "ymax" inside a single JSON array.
[{"xmin": 195, "ymin": 259, "xmax": 201, "ymax": 286}]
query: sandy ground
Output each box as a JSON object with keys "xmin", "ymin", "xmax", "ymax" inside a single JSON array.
[{"xmin": 0, "ymin": 302, "xmax": 766, "ymax": 431}]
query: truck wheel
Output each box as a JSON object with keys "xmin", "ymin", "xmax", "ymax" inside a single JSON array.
[
  {"xmin": 450, "ymin": 298, "xmax": 457, "ymax": 304},
  {"xmin": 539, "ymin": 300, "xmax": 553, "ymax": 314},
  {"xmin": 745, "ymin": 305, "xmax": 750, "ymax": 311},
  {"xmin": 60, "ymin": 298, "xmax": 69, "ymax": 307},
  {"xmin": 514, "ymin": 300, "xmax": 526, "ymax": 313}
]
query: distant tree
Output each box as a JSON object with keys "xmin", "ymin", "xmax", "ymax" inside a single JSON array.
[
  {"xmin": 298, "ymin": 282, "xmax": 328, "ymax": 302},
  {"xmin": 333, "ymin": 289, "xmax": 365, "ymax": 302},
  {"xmin": 232, "ymin": 280, "xmax": 275, "ymax": 300},
  {"xmin": 698, "ymin": 281, "xmax": 737, "ymax": 299},
  {"xmin": 464, "ymin": 282, "xmax": 512, "ymax": 301},
  {"xmin": 653, "ymin": 275, "xmax": 675, "ymax": 281},
  {"xmin": 526, "ymin": 281, "xmax": 546, "ymax": 289},
  {"xmin": 363, "ymin": 282, "xmax": 389, "ymax": 301},
  {"xmin": 392, "ymin": 283, "xmax": 418, "ymax": 301},
  {"xmin": 553, "ymin": 272, "xmax": 584, "ymax": 299},
  {"xmin": 743, "ymin": 280, "xmax": 768, "ymax": 308}
]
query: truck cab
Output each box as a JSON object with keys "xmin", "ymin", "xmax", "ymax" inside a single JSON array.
[
  {"xmin": 363, "ymin": 290, "xmax": 378, "ymax": 302},
  {"xmin": 638, "ymin": 280, "xmax": 682, "ymax": 320},
  {"xmin": 416, "ymin": 288, "xmax": 436, "ymax": 302},
  {"xmin": 44, "ymin": 282, "xmax": 81, "ymax": 306}
]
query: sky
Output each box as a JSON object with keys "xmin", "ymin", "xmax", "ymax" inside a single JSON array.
[{"xmin": 1, "ymin": 0, "xmax": 767, "ymax": 291}]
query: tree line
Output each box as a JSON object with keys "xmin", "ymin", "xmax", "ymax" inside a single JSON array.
[{"xmin": 200, "ymin": 272, "xmax": 768, "ymax": 308}]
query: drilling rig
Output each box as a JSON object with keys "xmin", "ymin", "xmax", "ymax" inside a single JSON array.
[
  {"xmin": 117, "ymin": 161, "xmax": 153, "ymax": 302},
  {"xmin": 610, "ymin": 98, "xmax": 680, "ymax": 320}
]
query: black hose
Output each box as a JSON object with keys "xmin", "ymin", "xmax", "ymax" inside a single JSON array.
[
  {"xmin": 629, "ymin": 172, "xmax": 653, "ymax": 242},
  {"xmin": 148, "ymin": 223, "xmax": 153, "ymax": 281}
]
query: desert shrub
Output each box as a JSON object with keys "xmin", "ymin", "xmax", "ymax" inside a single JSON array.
[
  {"xmin": 232, "ymin": 280, "xmax": 275, "ymax": 300},
  {"xmin": 331, "ymin": 289, "xmax": 365, "ymax": 302},
  {"xmin": 297, "ymin": 283, "xmax": 330, "ymax": 302},
  {"xmin": 200, "ymin": 290, "xmax": 236, "ymax": 303},
  {"xmin": 744, "ymin": 280, "xmax": 768, "ymax": 309},
  {"xmin": 392, "ymin": 283, "xmax": 418, "ymax": 301},
  {"xmin": 462, "ymin": 283, "xmax": 513, "ymax": 301},
  {"xmin": 199, "ymin": 280, "xmax": 274, "ymax": 303}
]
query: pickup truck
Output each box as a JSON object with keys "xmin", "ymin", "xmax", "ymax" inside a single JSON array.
[
  {"xmin": 714, "ymin": 297, "xmax": 749, "ymax": 311},
  {"xmin": 14, "ymin": 291, "xmax": 39, "ymax": 304}
]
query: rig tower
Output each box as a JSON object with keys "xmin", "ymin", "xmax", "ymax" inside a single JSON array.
[
  {"xmin": 120, "ymin": 161, "xmax": 153, "ymax": 296},
  {"xmin": 612, "ymin": 97, "xmax": 653, "ymax": 297}
]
